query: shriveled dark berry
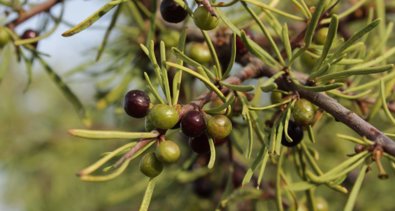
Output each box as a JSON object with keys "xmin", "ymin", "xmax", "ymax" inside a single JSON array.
[
  {"xmin": 21, "ymin": 29, "xmax": 39, "ymax": 48},
  {"xmin": 124, "ymin": 90, "xmax": 150, "ymax": 118},
  {"xmin": 181, "ymin": 110, "xmax": 206, "ymax": 137},
  {"xmin": 214, "ymin": 137, "xmax": 229, "ymax": 146},
  {"xmin": 160, "ymin": 0, "xmax": 188, "ymax": 23},
  {"xmin": 189, "ymin": 133, "xmax": 210, "ymax": 154},
  {"xmin": 281, "ymin": 121, "xmax": 304, "ymax": 147}
]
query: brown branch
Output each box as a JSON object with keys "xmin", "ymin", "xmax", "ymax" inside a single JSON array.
[
  {"xmin": 184, "ymin": 56, "xmax": 395, "ymax": 157},
  {"xmin": 248, "ymin": 57, "xmax": 395, "ymax": 156},
  {"xmin": 6, "ymin": 0, "xmax": 61, "ymax": 29}
]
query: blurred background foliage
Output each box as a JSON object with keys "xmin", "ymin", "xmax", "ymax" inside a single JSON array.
[{"xmin": 1, "ymin": 0, "xmax": 395, "ymax": 211}]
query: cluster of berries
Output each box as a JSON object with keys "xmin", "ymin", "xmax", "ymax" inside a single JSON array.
[
  {"xmin": 160, "ymin": 0, "xmax": 220, "ymax": 31},
  {"xmin": 124, "ymin": 90, "xmax": 232, "ymax": 177}
]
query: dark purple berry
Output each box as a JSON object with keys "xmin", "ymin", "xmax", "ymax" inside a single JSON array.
[
  {"xmin": 21, "ymin": 29, "xmax": 39, "ymax": 48},
  {"xmin": 281, "ymin": 121, "xmax": 304, "ymax": 147},
  {"xmin": 193, "ymin": 177, "xmax": 213, "ymax": 198},
  {"xmin": 181, "ymin": 110, "xmax": 206, "ymax": 137},
  {"xmin": 189, "ymin": 134, "xmax": 210, "ymax": 154},
  {"xmin": 124, "ymin": 90, "xmax": 150, "ymax": 118},
  {"xmin": 160, "ymin": 0, "xmax": 188, "ymax": 23},
  {"xmin": 214, "ymin": 137, "xmax": 228, "ymax": 146}
]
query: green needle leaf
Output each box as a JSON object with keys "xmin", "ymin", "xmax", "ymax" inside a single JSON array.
[
  {"xmin": 78, "ymin": 142, "xmax": 136, "ymax": 176},
  {"xmin": 220, "ymin": 81, "xmax": 255, "ymax": 92},
  {"xmin": 166, "ymin": 62, "xmax": 226, "ymax": 101},
  {"xmin": 304, "ymin": 0, "xmax": 326, "ymax": 47},
  {"xmin": 208, "ymin": 137, "xmax": 216, "ymax": 169},
  {"xmin": 332, "ymin": 19, "xmax": 380, "ymax": 57},
  {"xmin": 62, "ymin": 2, "xmax": 121, "ymax": 37},
  {"xmin": 69, "ymin": 129, "xmax": 159, "ymax": 140},
  {"xmin": 317, "ymin": 64, "xmax": 393, "ymax": 82},
  {"xmin": 37, "ymin": 56, "xmax": 91, "ymax": 126},
  {"xmin": 139, "ymin": 178, "xmax": 157, "ymax": 211},
  {"xmin": 344, "ymin": 165, "xmax": 368, "ymax": 211}
]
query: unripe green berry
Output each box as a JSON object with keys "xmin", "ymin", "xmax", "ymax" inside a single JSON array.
[
  {"xmin": 155, "ymin": 140, "xmax": 181, "ymax": 164},
  {"xmin": 314, "ymin": 27, "xmax": 329, "ymax": 45},
  {"xmin": 160, "ymin": 30, "xmax": 180, "ymax": 47},
  {"xmin": 207, "ymin": 115, "xmax": 232, "ymax": 139},
  {"xmin": 0, "ymin": 27, "xmax": 11, "ymax": 48},
  {"xmin": 292, "ymin": 98, "xmax": 316, "ymax": 126},
  {"xmin": 271, "ymin": 91, "xmax": 284, "ymax": 104},
  {"xmin": 148, "ymin": 104, "xmax": 180, "ymax": 129},
  {"xmin": 193, "ymin": 6, "xmax": 219, "ymax": 31},
  {"xmin": 139, "ymin": 152, "xmax": 163, "ymax": 178},
  {"xmin": 186, "ymin": 42, "xmax": 212, "ymax": 64},
  {"xmin": 300, "ymin": 51, "xmax": 318, "ymax": 68},
  {"xmin": 145, "ymin": 117, "xmax": 155, "ymax": 132},
  {"xmin": 315, "ymin": 197, "xmax": 329, "ymax": 211}
]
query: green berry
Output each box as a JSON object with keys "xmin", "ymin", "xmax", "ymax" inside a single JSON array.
[
  {"xmin": 300, "ymin": 51, "xmax": 317, "ymax": 68},
  {"xmin": 160, "ymin": 30, "xmax": 180, "ymax": 47},
  {"xmin": 145, "ymin": 116, "xmax": 155, "ymax": 132},
  {"xmin": 148, "ymin": 104, "xmax": 179, "ymax": 129},
  {"xmin": 271, "ymin": 91, "xmax": 284, "ymax": 104},
  {"xmin": 0, "ymin": 27, "xmax": 11, "ymax": 48},
  {"xmin": 293, "ymin": 98, "xmax": 316, "ymax": 126},
  {"xmin": 207, "ymin": 115, "xmax": 232, "ymax": 139},
  {"xmin": 193, "ymin": 6, "xmax": 219, "ymax": 31},
  {"xmin": 139, "ymin": 152, "xmax": 163, "ymax": 178},
  {"xmin": 315, "ymin": 197, "xmax": 328, "ymax": 211},
  {"xmin": 155, "ymin": 140, "xmax": 181, "ymax": 164},
  {"xmin": 314, "ymin": 27, "xmax": 329, "ymax": 45},
  {"xmin": 186, "ymin": 42, "xmax": 212, "ymax": 64}
]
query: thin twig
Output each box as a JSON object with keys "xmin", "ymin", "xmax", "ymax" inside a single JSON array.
[{"xmin": 6, "ymin": 0, "xmax": 61, "ymax": 29}]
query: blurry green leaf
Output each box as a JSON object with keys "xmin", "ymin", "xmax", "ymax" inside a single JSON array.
[
  {"xmin": 139, "ymin": 178, "xmax": 156, "ymax": 211},
  {"xmin": 0, "ymin": 43, "xmax": 13, "ymax": 83},
  {"xmin": 37, "ymin": 56, "xmax": 91, "ymax": 126},
  {"xmin": 62, "ymin": 1, "xmax": 122, "ymax": 37},
  {"xmin": 208, "ymin": 137, "xmax": 216, "ymax": 169},
  {"xmin": 344, "ymin": 164, "xmax": 368, "ymax": 211},
  {"xmin": 220, "ymin": 81, "xmax": 254, "ymax": 92}
]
